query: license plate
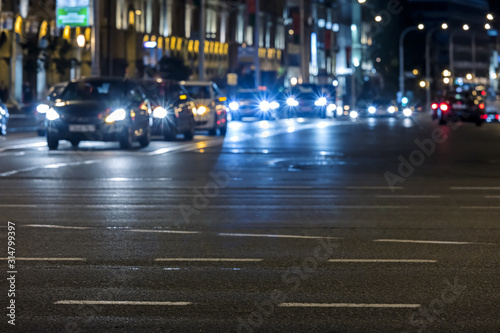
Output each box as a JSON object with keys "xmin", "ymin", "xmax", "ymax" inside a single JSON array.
[
  {"xmin": 69, "ymin": 124, "xmax": 96, "ymax": 132},
  {"xmin": 302, "ymin": 106, "xmax": 313, "ymax": 112}
]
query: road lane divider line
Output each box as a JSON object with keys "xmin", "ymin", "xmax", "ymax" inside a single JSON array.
[
  {"xmin": 154, "ymin": 258, "xmax": 262, "ymax": 262},
  {"xmin": 0, "ymin": 141, "xmax": 47, "ymax": 152},
  {"xmin": 327, "ymin": 259, "xmax": 436, "ymax": 263},
  {"xmin": 279, "ymin": 303, "xmax": 421, "ymax": 308},
  {"xmin": 0, "ymin": 160, "xmax": 99, "ymax": 177},
  {"xmin": 484, "ymin": 196, "xmax": 500, "ymax": 199},
  {"xmin": 218, "ymin": 233, "xmax": 341, "ymax": 240},
  {"xmin": 373, "ymin": 239, "xmax": 476, "ymax": 245},
  {"xmin": 146, "ymin": 139, "xmax": 225, "ymax": 156},
  {"xmin": 0, "ymin": 204, "xmax": 38, "ymax": 208},
  {"xmin": 126, "ymin": 229, "xmax": 200, "ymax": 234},
  {"xmin": 54, "ymin": 300, "xmax": 191, "ymax": 306},
  {"xmin": 0, "ymin": 258, "xmax": 86, "ymax": 261},
  {"xmin": 25, "ymin": 224, "xmax": 90, "ymax": 230}
]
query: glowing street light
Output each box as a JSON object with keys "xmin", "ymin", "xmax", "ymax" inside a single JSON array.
[
  {"xmin": 419, "ymin": 80, "xmax": 427, "ymax": 88},
  {"xmin": 487, "ymin": 13, "xmax": 494, "ymax": 21},
  {"xmin": 466, "ymin": 73, "xmax": 473, "ymax": 80},
  {"xmin": 443, "ymin": 77, "xmax": 450, "ymax": 84},
  {"xmin": 463, "ymin": 24, "xmax": 470, "ymax": 31},
  {"xmin": 77, "ymin": 35, "xmax": 86, "ymax": 48},
  {"xmin": 418, "ymin": 24, "xmax": 425, "ymax": 30},
  {"xmin": 358, "ymin": 0, "xmax": 366, "ymax": 3},
  {"xmin": 441, "ymin": 23, "xmax": 448, "ymax": 30},
  {"xmin": 442, "ymin": 69, "xmax": 451, "ymax": 77},
  {"xmin": 485, "ymin": 23, "xmax": 491, "ymax": 30},
  {"xmin": 375, "ymin": 16, "xmax": 382, "ymax": 22}
]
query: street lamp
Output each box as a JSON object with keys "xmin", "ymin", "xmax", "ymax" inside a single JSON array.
[
  {"xmin": 463, "ymin": 24, "xmax": 470, "ymax": 31},
  {"xmin": 425, "ymin": 24, "xmax": 447, "ymax": 110},
  {"xmin": 419, "ymin": 80, "xmax": 427, "ymax": 88},
  {"xmin": 487, "ymin": 13, "xmax": 494, "ymax": 21},
  {"xmin": 485, "ymin": 23, "xmax": 491, "ymax": 30},
  {"xmin": 375, "ymin": 16, "xmax": 382, "ymax": 22},
  {"xmin": 441, "ymin": 23, "xmax": 449, "ymax": 30},
  {"xmin": 399, "ymin": 24, "xmax": 424, "ymax": 102},
  {"xmin": 77, "ymin": 35, "xmax": 86, "ymax": 48}
]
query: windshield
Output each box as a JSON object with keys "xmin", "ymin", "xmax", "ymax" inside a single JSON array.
[
  {"xmin": 183, "ymin": 85, "xmax": 211, "ymax": 99},
  {"xmin": 60, "ymin": 81, "xmax": 126, "ymax": 101}
]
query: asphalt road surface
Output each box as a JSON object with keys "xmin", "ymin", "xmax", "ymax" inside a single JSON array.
[{"xmin": 1, "ymin": 113, "xmax": 499, "ymax": 332}]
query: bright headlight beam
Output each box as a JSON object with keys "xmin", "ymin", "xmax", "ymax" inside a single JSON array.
[
  {"xmin": 229, "ymin": 102, "xmax": 239, "ymax": 111},
  {"xmin": 270, "ymin": 101, "xmax": 280, "ymax": 110},
  {"xmin": 46, "ymin": 109, "xmax": 60, "ymax": 121},
  {"xmin": 105, "ymin": 108, "xmax": 127, "ymax": 123},
  {"xmin": 37, "ymin": 104, "xmax": 50, "ymax": 114},
  {"xmin": 287, "ymin": 98, "xmax": 299, "ymax": 107},
  {"xmin": 349, "ymin": 110, "xmax": 359, "ymax": 119},
  {"xmin": 368, "ymin": 106, "xmax": 376, "ymax": 114},
  {"xmin": 403, "ymin": 108, "xmax": 413, "ymax": 117},
  {"xmin": 388, "ymin": 106, "xmax": 396, "ymax": 113},
  {"xmin": 260, "ymin": 101, "xmax": 270, "ymax": 111},
  {"xmin": 315, "ymin": 97, "xmax": 327, "ymax": 106},
  {"xmin": 153, "ymin": 107, "xmax": 168, "ymax": 118}
]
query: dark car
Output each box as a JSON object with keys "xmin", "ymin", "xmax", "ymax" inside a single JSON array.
[
  {"xmin": 0, "ymin": 101, "xmax": 8, "ymax": 135},
  {"xmin": 45, "ymin": 78, "xmax": 152, "ymax": 150},
  {"xmin": 141, "ymin": 78, "xmax": 196, "ymax": 140},
  {"xmin": 36, "ymin": 82, "xmax": 68, "ymax": 136},
  {"xmin": 432, "ymin": 87, "xmax": 486, "ymax": 126},
  {"xmin": 358, "ymin": 98, "xmax": 399, "ymax": 117},
  {"xmin": 285, "ymin": 84, "xmax": 333, "ymax": 118},
  {"xmin": 228, "ymin": 89, "xmax": 282, "ymax": 120}
]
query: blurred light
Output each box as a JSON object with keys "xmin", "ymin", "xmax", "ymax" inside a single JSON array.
[
  {"xmin": 144, "ymin": 41, "xmax": 157, "ymax": 48},
  {"xmin": 317, "ymin": 121, "xmax": 328, "ymax": 128},
  {"xmin": 194, "ymin": 106, "xmax": 208, "ymax": 115},
  {"xmin": 412, "ymin": 69, "xmax": 419, "ymax": 75},
  {"xmin": 463, "ymin": 24, "xmax": 470, "ymax": 31},
  {"xmin": 431, "ymin": 103, "xmax": 438, "ymax": 110},
  {"xmin": 490, "ymin": 72, "xmax": 498, "ymax": 79},
  {"xmin": 479, "ymin": 103, "xmax": 485, "ymax": 110},
  {"xmin": 419, "ymin": 81, "xmax": 426, "ymax": 88},
  {"xmin": 336, "ymin": 106, "xmax": 343, "ymax": 116},
  {"xmin": 135, "ymin": 10, "xmax": 142, "ymax": 15},
  {"xmin": 287, "ymin": 97, "xmax": 299, "ymax": 107},
  {"xmin": 77, "ymin": 34, "xmax": 86, "ymax": 48},
  {"xmin": 332, "ymin": 23, "xmax": 340, "ymax": 32},
  {"xmin": 332, "ymin": 80, "xmax": 339, "ymax": 87},
  {"xmin": 442, "ymin": 69, "xmax": 451, "ymax": 77},
  {"xmin": 37, "ymin": 104, "xmax": 49, "ymax": 114},
  {"xmin": 229, "ymin": 122, "xmax": 242, "ymax": 129},
  {"xmin": 290, "ymin": 77, "xmax": 298, "ymax": 86},
  {"xmin": 314, "ymin": 97, "xmax": 327, "ymax": 106},
  {"xmin": 288, "ymin": 29, "xmax": 294, "ymax": 35},
  {"xmin": 318, "ymin": 19, "xmax": 325, "ymax": 28},
  {"xmin": 441, "ymin": 23, "xmax": 448, "ymax": 30},
  {"xmin": 376, "ymin": 57, "xmax": 381, "ymax": 63},
  {"xmin": 46, "ymin": 109, "xmax": 60, "ymax": 121},
  {"xmin": 466, "ymin": 73, "xmax": 473, "ymax": 80},
  {"xmin": 358, "ymin": 0, "xmax": 366, "ymax": 3},
  {"xmin": 229, "ymin": 102, "xmax": 239, "ymax": 111},
  {"xmin": 401, "ymin": 97, "xmax": 409, "ymax": 105},
  {"xmin": 353, "ymin": 58, "xmax": 360, "ymax": 67},
  {"xmin": 418, "ymin": 24, "xmax": 425, "ymax": 30},
  {"xmin": 485, "ymin": 23, "xmax": 491, "ymax": 30},
  {"xmin": 327, "ymin": 104, "xmax": 336, "ymax": 113},
  {"xmin": 152, "ymin": 107, "xmax": 167, "ymax": 118},
  {"xmin": 105, "ymin": 109, "xmax": 126, "ymax": 123},
  {"xmin": 297, "ymin": 118, "xmax": 305, "ymax": 123},
  {"xmin": 270, "ymin": 101, "xmax": 280, "ymax": 110},
  {"xmin": 487, "ymin": 13, "xmax": 494, "ymax": 21},
  {"xmin": 443, "ymin": 77, "xmax": 450, "ymax": 84},
  {"xmin": 439, "ymin": 103, "xmax": 449, "ymax": 112},
  {"xmin": 259, "ymin": 121, "xmax": 270, "ymax": 129},
  {"xmin": 349, "ymin": 111, "xmax": 358, "ymax": 119},
  {"xmin": 387, "ymin": 106, "xmax": 396, "ymax": 113},
  {"xmin": 351, "ymin": 24, "xmax": 357, "ymax": 32},
  {"xmin": 403, "ymin": 108, "xmax": 412, "ymax": 117},
  {"xmin": 261, "ymin": 131, "xmax": 270, "ymax": 138},
  {"xmin": 344, "ymin": 105, "xmax": 350, "ymax": 111},
  {"xmin": 375, "ymin": 16, "xmax": 382, "ymax": 22},
  {"xmin": 325, "ymin": 22, "xmax": 332, "ymax": 30},
  {"xmin": 287, "ymin": 126, "xmax": 295, "ymax": 133},
  {"xmin": 368, "ymin": 106, "xmax": 376, "ymax": 114},
  {"xmin": 259, "ymin": 101, "xmax": 270, "ymax": 111}
]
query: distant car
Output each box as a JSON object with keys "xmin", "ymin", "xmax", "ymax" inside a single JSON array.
[
  {"xmin": 285, "ymin": 84, "xmax": 334, "ymax": 118},
  {"xmin": 180, "ymin": 81, "xmax": 227, "ymax": 135},
  {"xmin": 141, "ymin": 78, "xmax": 196, "ymax": 140},
  {"xmin": 0, "ymin": 101, "xmax": 8, "ymax": 135},
  {"xmin": 35, "ymin": 82, "xmax": 68, "ymax": 136},
  {"xmin": 358, "ymin": 99, "xmax": 399, "ymax": 117},
  {"xmin": 228, "ymin": 89, "xmax": 282, "ymax": 120},
  {"xmin": 45, "ymin": 77, "xmax": 152, "ymax": 150},
  {"xmin": 432, "ymin": 89, "xmax": 485, "ymax": 126},
  {"xmin": 484, "ymin": 111, "xmax": 499, "ymax": 123}
]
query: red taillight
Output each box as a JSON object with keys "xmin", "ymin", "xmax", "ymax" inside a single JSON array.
[
  {"xmin": 439, "ymin": 103, "xmax": 449, "ymax": 112},
  {"xmin": 479, "ymin": 103, "xmax": 485, "ymax": 110},
  {"xmin": 431, "ymin": 103, "xmax": 438, "ymax": 110},
  {"xmin": 481, "ymin": 91, "xmax": 486, "ymax": 96},
  {"xmin": 496, "ymin": 115, "xmax": 499, "ymax": 120},
  {"xmin": 480, "ymin": 114, "xmax": 488, "ymax": 120}
]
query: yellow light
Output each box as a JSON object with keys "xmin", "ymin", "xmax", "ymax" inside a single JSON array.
[
  {"xmin": 171, "ymin": 37, "xmax": 176, "ymax": 50},
  {"xmin": 289, "ymin": 29, "xmax": 294, "ymax": 35},
  {"xmin": 158, "ymin": 37, "xmax": 163, "ymax": 49},
  {"xmin": 188, "ymin": 40, "xmax": 194, "ymax": 53},
  {"xmin": 375, "ymin": 16, "xmax": 382, "ymax": 22},
  {"xmin": 194, "ymin": 40, "xmax": 199, "ymax": 53},
  {"xmin": 39, "ymin": 21, "xmax": 48, "ymax": 39},
  {"xmin": 195, "ymin": 106, "xmax": 207, "ymax": 115},
  {"xmin": 442, "ymin": 70, "xmax": 451, "ymax": 77},
  {"xmin": 180, "ymin": 95, "xmax": 187, "ymax": 100},
  {"xmin": 135, "ymin": 10, "xmax": 142, "ymax": 15},
  {"xmin": 412, "ymin": 69, "xmax": 419, "ymax": 75},
  {"xmin": 487, "ymin": 13, "xmax": 494, "ymax": 21},
  {"xmin": 63, "ymin": 26, "xmax": 71, "ymax": 40},
  {"xmin": 463, "ymin": 24, "xmax": 470, "ymax": 31},
  {"xmin": 219, "ymin": 97, "xmax": 227, "ymax": 102},
  {"xmin": 129, "ymin": 10, "xmax": 135, "ymax": 26},
  {"xmin": 443, "ymin": 77, "xmax": 450, "ymax": 84},
  {"xmin": 176, "ymin": 38, "xmax": 182, "ymax": 51},
  {"xmin": 344, "ymin": 105, "xmax": 350, "ymax": 111},
  {"xmin": 85, "ymin": 28, "xmax": 91, "ymax": 42},
  {"xmin": 466, "ymin": 73, "xmax": 473, "ymax": 80},
  {"xmin": 419, "ymin": 81, "xmax": 426, "ymax": 88},
  {"xmin": 14, "ymin": 16, "xmax": 23, "ymax": 35},
  {"xmin": 358, "ymin": 0, "xmax": 366, "ymax": 3}
]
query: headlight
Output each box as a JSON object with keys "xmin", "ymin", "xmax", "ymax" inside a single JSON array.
[
  {"xmin": 37, "ymin": 104, "xmax": 50, "ymax": 114},
  {"xmin": 270, "ymin": 101, "xmax": 280, "ymax": 110},
  {"xmin": 315, "ymin": 97, "xmax": 327, "ymax": 107},
  {"xmin": 287, "ymin": 97, "xmax": 299, "ymax": 107},
  {"xmin": 387, "ymin": 106, "xmax": 396, "ymax": 113},
  {"xmin": 260, "ymin": 101, "xmax": 270, "ymax": 111},
  {"xmin": 368, "ymin": 106, "xmax": 376, "ymax": 114},
  {"xmin": 153, "ymin": 106, "xmax": 168, "ymax": 118},
  {"xmin": 194, "ymin": 105, "xmax": 208, "ymax": 115},
  {"xmin": 46, "ymin": 108, "xmax": 60, "ymax": 121},
  {"xmin": 105, "ymin": 108, "xmax": 127, "ymax": 123},
  {"xmin": 229, "ymin": 102, "xmax": 239, "ymax": 111},
  {"xmin": 403, "ymin": 108, "xmax": 413, "ymax": 117},
  {"xmin": 0, "ymin": 107, "xmax": 6, "ymax": 116},
  {"xmin": 349, "ymin": 110, "xmax": 358, "ymax": 119}
]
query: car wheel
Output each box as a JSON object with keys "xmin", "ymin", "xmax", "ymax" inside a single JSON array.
[
  {"xmin": 219, "ymin": 125, "xmax": 227, "ymax": 136},
  {"xmin": 47, "ymin": 133, "xmax": 59, "ymax": 150},
  {"xmin": 138, "ymin": 127, "xmax": 151, "ymax": 147},
  {"xmin": 70, "ymin": 139, "xmax": 80, "ymax": 148},
  {"xmin": 119, "ymin": 127, "xmax": 133, "ymax": 149},
  {"xmin": 37, "ymin": 129, "xmax": 45, "ymax": 137},
  {"xmin": 184, "ymin": 127, "xmax": 195, "ymax": 141}
]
